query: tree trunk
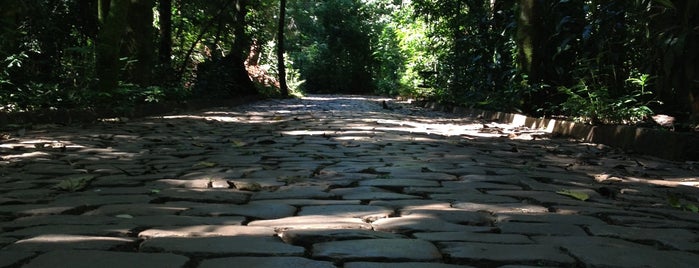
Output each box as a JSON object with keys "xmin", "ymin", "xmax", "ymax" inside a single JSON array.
[
  {"xmin": 158, "ymin": 0, "xmax": 173, "ymax": 81},
  {"xmin": 277, "ymin": 0, "xmax": 289, "ymax": 97},
  {"xmin": 123, "ymin": 0, "xmax": 155, "ymax": 86},
  {"xmin": 229, "ymin": 0, "xmax": 256, "ymax": 96},
  {"xmin": 516, "ymin": 0, "xmax": 543, "ymax": 82},
  {"xmin": 95, "ymin": 0, "xmax": 130, "ymax": 94}
]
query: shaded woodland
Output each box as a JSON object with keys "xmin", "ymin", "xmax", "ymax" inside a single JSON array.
[{"xmin": 1, "ymin": 0, "xmax": 698, "ymax": 127}]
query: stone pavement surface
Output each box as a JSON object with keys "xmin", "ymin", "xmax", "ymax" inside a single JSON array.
[{"xmin": 1, "ymin": 95, "xmax": 698, "ymax": 267}]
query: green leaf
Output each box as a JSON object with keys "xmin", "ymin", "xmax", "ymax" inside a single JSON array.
[
  {"xmin": 52, "ymin": 175, "xmax": 96, "ymax": 192},
  {"xmin": 668, "ymin": 195, "xmax": 682, "ymax": 208},
  {"xmin": 556, "ymin": 190, "xmax": 590, "ymax": 201},
  {"xmin": 684, "ymin": 203, "xmax": 698, "ymax": 213}
]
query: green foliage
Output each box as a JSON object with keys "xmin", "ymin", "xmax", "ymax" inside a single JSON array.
[
  {"xmin": 1, "ymin": 0, "xmax": 697, "ymax": 124},
  {"xmin": 559, "ymin": 72, "xmax": 657, "ymax": 124}
]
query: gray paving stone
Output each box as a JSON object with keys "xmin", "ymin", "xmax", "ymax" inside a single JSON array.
[
  {"xmin": 2, "ymin": 224, "xmax": 137, "ymax": 238},
  {"xmin": 344, "ymin": 262, "xmax": 470, "ymax": 268},
  {"xmin": 359, "ymin": 179, "xmax": 440, "ymax": 187},
  {"xmin": 498, "ymin": 222, "xmax": 587, "ymax": 236},
  {"xmin": 586, "ymin": 224, "xmax": 699, "ymax": 251},
  {"xmin": 4, "ymin": 234, "xmax": 136, "ymax": 251},
  {"xmin": 413, "ymin": 232, "xmax": 532, "ymax": 244},
  {"xmin": 252, "ymin": 185, "xmax": 334, "ymax": 200},
  {"xmin": 400, "ymin": 208, "xmax": 494, "ymax": 225},
  {"xmin": 138, "ymin": 225, "xmax": 275, "ymax": 238},
  {"xmin": 0, "ymin": 251, "xmax": 34, "ymax": 267},
  {"xmin": 250, "ymin": 199, "xmax": 361, "ymax": 206},
  {"xmin": 441, "ymin": 181, "xmax": 523, "ymax": 190},
  {"xmin": 368, "ymin": 200, "xmax": 450, "ymax": 210},
  {"xmin": 372, "ymin": 215, "xmax": 478, "ymax": 233},
  {"xmin": 1, "ymin": 215, "xmax": 125, "ymax": 229},
  {"xmin": 487, "ymin": 190, "xmax": 597, "ymax": 206},
  {"xmin": 438, "ymin": 242, "xmax": 575, "ymax": 265},
  {"xmin": 331, "ymin": 187, "xmax": 421, "ymax": 200},
  {"xmin": 128, "ymin": 215, "xmax": 245, "ymax": 227},
  {"xmin": 199, "ymin": 257, "xmax": 336, "ymax": 268},
  {"xmin": 451, "ymin": 202, "xmax": 549, "ymax": 214},
  {"xmin": 298, "ymin": 205, "xmax": 394, "ymax": 221},
  {"xmin": 50, "ymin": 194, "xmax": 155, "ymax": 206},
  {"xmin": 157, "ymin": 188, "xmax": 249, "ymax": 203},
  {"xmin": 429, "ymin": 193, "xmax": 519, "ymax": 203},
  {"xmin": 534, "ymin": 236, "xmax": 699, "ymax": 268},
  {"xmin": 140, "ymin": 236, "xmax": 305, "ymax": 256},
  {"xmin": 180, "ymin": 203, "xmax": 297, "ymax": 219},
  {"xmin": 312, "ymin": 239, "xmax": 442, "ymax": 261},
  {"xmin": 248, "ymin": 215, "xmax": 372, "ymax": 230},
  {"xmin": 280, "ymin": 228, "xmax": 406, "ymax": 246},
  {"xmin": 0, "ymin": 204, "xmax": 75, "ymax": 216},
  {"xmin": 83, "ymin": 203, "xmax": 189, "ymax": 216},
  {"xmin": 22, "ymin": 250, "xmax": 189, "ymax": 268},
  {"xmin": 495, "ymin": 212, "xmax": 607, "ymax": 226}
]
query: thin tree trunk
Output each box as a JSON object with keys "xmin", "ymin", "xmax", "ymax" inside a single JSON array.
[
  {"xmin": 277, "ymin": 0, "xmax": 289, "ymax": 97},
  {"xmin": 158, "ymin": 0, "xmax": 173, "ymax": 75},
  {"xmin": 124, "ymin": 0, "xmax": 155, "ymax": 86},
  {"xmin": 95, "ymin": 0, "xmax": 130, "ymax": 94}
]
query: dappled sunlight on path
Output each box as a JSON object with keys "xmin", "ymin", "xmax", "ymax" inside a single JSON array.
[{"xmin": 1, "ymin": 95, "xmax": 698, "ymax": 267}]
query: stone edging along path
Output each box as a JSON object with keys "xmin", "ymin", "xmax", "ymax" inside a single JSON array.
[{"xmin": 414, "ymin": 101, "xmax": 699, "ymax": 162}]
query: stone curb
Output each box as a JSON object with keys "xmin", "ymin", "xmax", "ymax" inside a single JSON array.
[{"xmin": 414, "ymin": 100, "xmax": 699, "ymax": 161}]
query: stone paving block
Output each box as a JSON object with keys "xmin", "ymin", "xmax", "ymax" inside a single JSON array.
[
  {"xmin": 438, "ymin": 242, "xmax": 575, "ymax": 265},
  {"xmin": 372, "ymin": 215, "xmax": 478, "ymax": 233},
  {"xmin": 487, "ymin": 190, "xmax": 596, "ymax": 206},
  {"xmin": 1, "ymin": 215, "xmax": 125, "ymax": 229},
  {"xmin": 0, "ymin": 204, "xmax": 75, "ymax": 217},
  {"xmin": 82, "ymin": 203, "xmax": 189, "ymax": 216},
  {"xmin": 280, "ymin": 228, "xmax": 406, "ymax": 247},
  {"xmin": 138, "ymin": 225, "xmax": 275, "ymax": 238},
  {"xmin": 586, "ymin": 224, "xmax": 699, "ymax": 251},
  {"xmin": 0, "ymin": 237, "xmax": 17, "ymax": 247},
  {"xmin": 22, "ymin": 250, "xmax": 189, "ymax": 268},
  {"xmin": 0, "ymin": 251, "xmax": 34, "ymax": 267},
  {"xmin": 49, "ymin": 194, "xmax": 155, "ymax": 206},
  {"xmin": 606, "ymin": 215, "xmax": 699, "ymax": 229},
  {"xmin": 298, "ymin": 205, "xmax": 394, "ymax": 221},
  {"xmin": 199, "ymin": 257, "xmax": 337, "ymax": 268},
  {"xmin": 248, "ymin": 215, "xmax": 372, "ymax": 230},
  {"xmin": 344, "ymin": 262, "xmax": 470, "ymax": 268},
  {"xmin": 2, "ymin": 224, "xmax": 137, "ymax": 238},
  {"xmin": 497, "ymin": 222, "xmax": 587, "ymax": 236},
  {"xmin": 413, "ymin": 232, "xmax": 532, "ymax": 244},
  {"xmin": 368, "ymin": 200, "xmax": 450, "ymax": 210},
  {"xmin": 250, "ymin": 199, "xmax": 361, "ymax": 206},
  {"xmin": 157, "ymin": 188, "xmax": 249, "ymax": 203},
  {"xmin": 400, "ymin": 208, "xmax": 494, "ymax": 225},
  {"xmin": 359, "ymin": 179, "xmax": 440, "ymax": 187},
  {"xmin": 180, "ymin": 203, "xmax": 297, "ymax": 219},
  {"xmin": 312, "ymin": 239, "xmax": 442, "ymax": 261},
  {"xmin": 4, "ymin": 234, "xmax": 136, "ymax": 251},
  {"xmin": 252, "ymin": 185, "xmax": 334, "ymax": 200},
  {"xmin": 128, "ymin": 215, "xmax": 245, "ymax": 227},
  {"xmin": 451, "ymin": 202, "xmax": 549, "ymax": 214},
  {"xmin": 331, "ymin": 186, "xmax": 421, "ymax": 200},
  {"xmin": 441, "ymin": 181, "xmax": 523, "ymax": 190},
  {"xmin": 140, "ymin": 236, "xmax": 305, "ymax": 256},
  {"xmin": 429, "ymin": 193, "xmax": 519, "ymax": 203},
  {"xmin": 534, "ymin": 236, "xmax": 699, "ymax": 268},
  {"xmin": 495, "ymin": 212, "xmax": 607, "ymax": 226}
]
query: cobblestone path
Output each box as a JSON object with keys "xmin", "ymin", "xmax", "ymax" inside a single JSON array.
[{"xmin": 1, "ymin": 95, "xmax": 698, "ymax": 267}]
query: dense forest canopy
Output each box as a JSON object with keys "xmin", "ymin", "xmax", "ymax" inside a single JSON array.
[{"xmin": 1, "ymin": 0, "xmax": 697, "ymax": 126}]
